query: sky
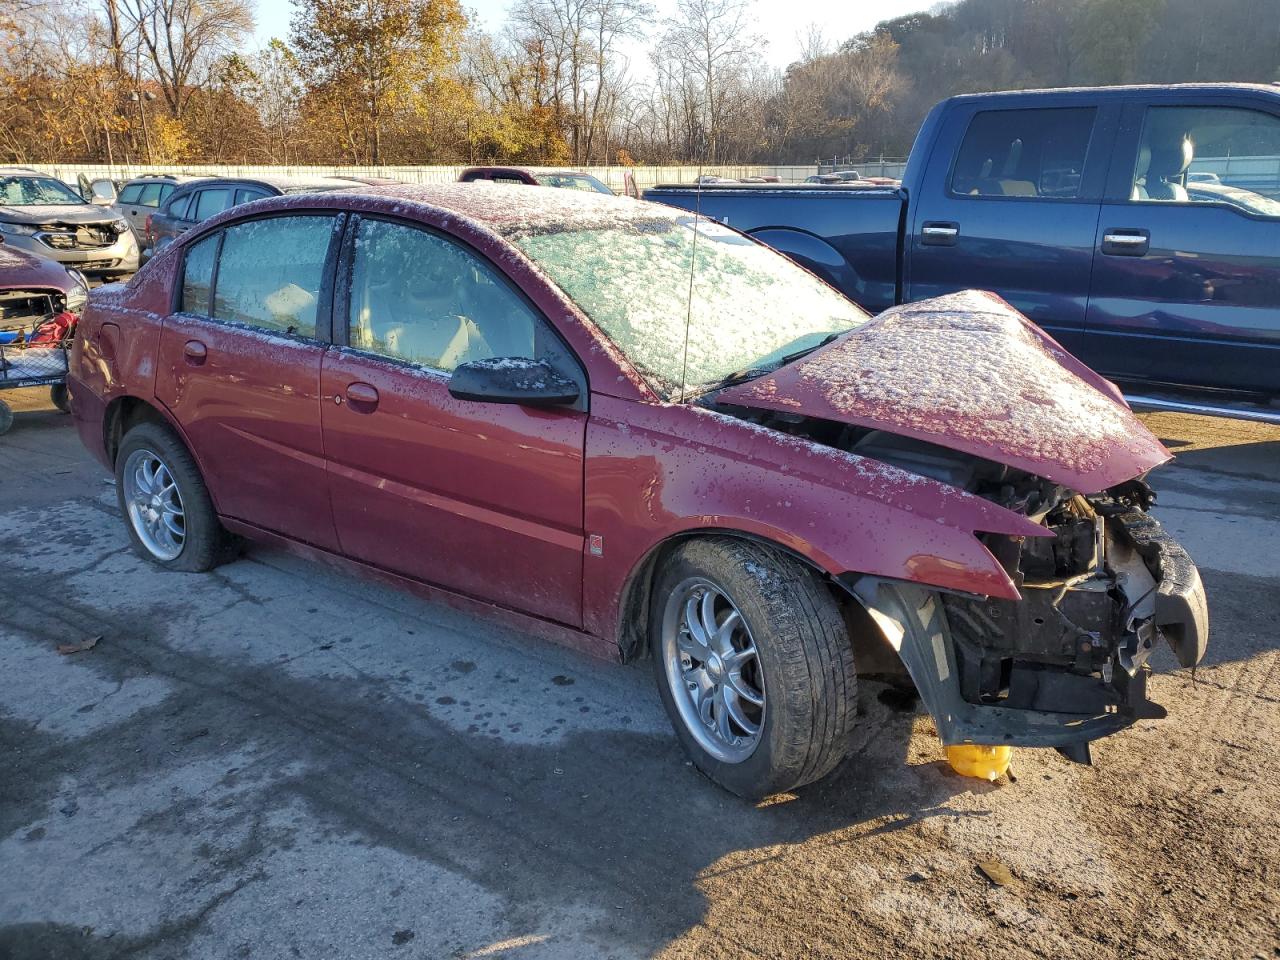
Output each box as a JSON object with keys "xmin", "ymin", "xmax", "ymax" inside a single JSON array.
[{"xmin": 251, "ymin": 0, "xmax": 929, "ymax": 73}]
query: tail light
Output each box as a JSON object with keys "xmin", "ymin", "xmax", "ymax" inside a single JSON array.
[{"xmin": 144, "ymin": 214, "xmax": 153, "ymax": 244}]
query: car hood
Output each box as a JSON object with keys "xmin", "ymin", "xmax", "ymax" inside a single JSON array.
[
  {"xmin": 716, "ymin": 290, "xmax": 1170, "ymax": 493},
  {"xmin": 0, "ymin": 204, "xmax": 115, "ymax": 226},
  {"xmin": 0, "ymin": 243, "xmax": 74, "ymax": 292}
]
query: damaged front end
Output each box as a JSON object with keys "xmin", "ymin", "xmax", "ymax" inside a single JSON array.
[{"xmin": 851, "ymin": 474, "xmax": 1208, "ymax": 761}]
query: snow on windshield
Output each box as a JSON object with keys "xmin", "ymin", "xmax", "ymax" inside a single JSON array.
[
  {"xmin": 0, "ymin": 176, "xmax": 84, "ymax": 206},
  {"xmin": 507, "ymin": 212, "xmax": 869, "ymax": 397}
]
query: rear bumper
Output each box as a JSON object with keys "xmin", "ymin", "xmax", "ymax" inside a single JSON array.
[{"xmin": 68, "ymin": 376, "xmax": 112, "ymax": 471}]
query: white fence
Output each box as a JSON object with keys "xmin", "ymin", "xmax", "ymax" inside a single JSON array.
[{"xmin": 24, "ymin": 162, "xmax": 822, "ymax": 192}]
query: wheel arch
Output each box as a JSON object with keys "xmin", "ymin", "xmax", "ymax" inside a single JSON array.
[
  {"xmin": 103, "ymin": 395, "xmax": 181, "ymax": 467},
  {"xmin": 614, "ymin": 526, "xmax": 846, "ymax": 663}
]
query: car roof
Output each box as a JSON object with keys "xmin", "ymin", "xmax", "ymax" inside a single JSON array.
[
  {"xmin": 125, "ymin": 174, "xmax": 207, "ymax": 184},
  {"xmin": 170, "ymin": 175, "xmax": 355, "ymax": 195},
  {"xmin": 946, "ymin": 82, "xmax": 1280, "ymax": 106},
  {"xmin": 0, "ymin": 167, "xmax": 49, "ymax": 176},
  {"xmin": 253, "ymin": 182, "xmax": 677, "ymax": 238}
]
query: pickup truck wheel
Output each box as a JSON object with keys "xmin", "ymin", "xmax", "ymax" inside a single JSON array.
[
  {"xmin": 651, "ymin": 537, "xmax": 857, "ymax": 799},
  {"xmin": 115, "ymin": 420, "xmax": 233, "ymax": 572}
]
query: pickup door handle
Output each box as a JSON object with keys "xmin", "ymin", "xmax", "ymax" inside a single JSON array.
[
  {"xmin": 920, "ymin": 222, "xmax": 959, "ymax": 246},
  {"xmin": 344, "ymin": 381, "xmax": 380, "ymax": 411},
  {"xmin": 1102, "ymin": 229, "xmax": 1150, "ymax": 257}
]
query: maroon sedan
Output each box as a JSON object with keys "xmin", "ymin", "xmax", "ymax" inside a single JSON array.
[{"xmin": 67, "ymin": 185, "xmax": 1208, "ymax": 798}]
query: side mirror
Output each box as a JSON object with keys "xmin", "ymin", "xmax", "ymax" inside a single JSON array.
[{"xmin": 448, "ymin": 357, "xmax": 579, "ymax": 407}]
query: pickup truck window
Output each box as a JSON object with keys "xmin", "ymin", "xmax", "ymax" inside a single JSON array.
[
  {"xmin": 1131, "ymin": 106, "xmax": 1280, "ymax": 217},
  {"xmin": 951, "ymin": 107, "xmax": 1095, "ymax": 199}
]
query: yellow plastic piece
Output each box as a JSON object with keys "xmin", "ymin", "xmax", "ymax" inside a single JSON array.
[{"xmin": 945, "ymin": 744, "xmax": 1012, "ymax": 781}]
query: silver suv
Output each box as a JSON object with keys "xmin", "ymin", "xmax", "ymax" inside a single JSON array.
[
  {"xmin": 112, "ymin": 174, "xmax": 206, "ymax": 238},
  {"xmin": 0, "ymin": 168, "xmax": 140, "ymax": 278}
]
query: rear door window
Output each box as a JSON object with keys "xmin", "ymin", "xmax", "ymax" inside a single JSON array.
[
  {"xmin": 212, "ymin": 215, "xmax": 336, "ymax": 338},
  {"xmin": 167, "ymin": 192, "xmax": 193, "ymax": 220},
  {"xmin": 193, "ymin": 188, "xmax": 230, "ymax": 221},
  {"xmin": 952, "ymin": 107, "xmax": 1097, "ymax": 199},
  {"xmin": 180, "ymin": 233, "xmax": 219, "ymax": 316},
  {"xmin": 138, "ymin": 182, "xmax": 165, "ymax": 206}
]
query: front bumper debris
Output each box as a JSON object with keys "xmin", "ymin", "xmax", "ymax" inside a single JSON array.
[{"xmin": 850, "ymin": 504, "xmax": 1208, "ymax": 756}]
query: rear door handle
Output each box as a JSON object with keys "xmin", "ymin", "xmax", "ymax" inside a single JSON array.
[
  {"xmin": 1101, "ymin": 229, "xmax": 1150, "ymax": 256},
  {"xmin": 182, "ymin": 340, "xmax": 207, "ymax": 365},
  {"xmin": 344, "ymin": 381, "xmax": 379, "ymax": 411},
  {"xmin": 921, "ymin": 222, "xmax": 959, "ymax": 246}
]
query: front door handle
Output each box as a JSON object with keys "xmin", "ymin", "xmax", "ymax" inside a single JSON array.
[
  {"xmin": 921, "ymin": 221, "xmax": 959, "ymax": 246},
  {"xmin": 182, "ymin": 340, "xmax": 207, "ymax": 365},
  {"xmin": 344, "ymin": 381, "xmax": 379, "ymax": 411},
  {"xmin": 1101, "ymin": 229, "xmax": 1150, "ymax": 257}
]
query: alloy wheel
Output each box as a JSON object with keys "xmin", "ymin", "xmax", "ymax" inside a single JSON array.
[{"xmin": 661, "ymin": 577, "xmax": 766, "ymax": 763}]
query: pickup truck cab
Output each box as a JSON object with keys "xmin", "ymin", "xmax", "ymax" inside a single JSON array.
[{"xmin": 646, "ymin": 84, "xmax": 1280, "ymax": 415}]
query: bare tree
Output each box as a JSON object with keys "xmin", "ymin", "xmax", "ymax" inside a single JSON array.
[
  {"xmin": 506, "ymin": 0, "xmax": 650, "ymax": 164},
  {"xmin": 652, "ymin": 0, "xmax": 762, "ymax": 163},
  {"xmin": 114, "ymin": 0, "xmax": 253, "ymax": 120}
]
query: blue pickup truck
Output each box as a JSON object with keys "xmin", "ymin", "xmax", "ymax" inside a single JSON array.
[{"xmin": 646, "ymin": 84, "xmax": 1280, "ymax": 419}]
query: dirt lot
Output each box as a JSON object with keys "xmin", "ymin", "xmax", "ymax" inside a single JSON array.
[{"xmin": 1, "ymin": 388, "xmax": 1277, "ymax": 960}]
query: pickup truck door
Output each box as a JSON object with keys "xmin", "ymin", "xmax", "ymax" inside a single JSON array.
[
  {"xmin": 906, "ymin": 101, "xmax": 1119, "ymax": 356},
  {"xmin": 1084, "ymin": 98, "xmax": 1280, "ymax": 396}
]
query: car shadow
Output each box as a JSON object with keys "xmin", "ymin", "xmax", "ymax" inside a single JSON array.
[{"xmin": 0, "ymin": 560, "xmax": 995, "ymax": 959}]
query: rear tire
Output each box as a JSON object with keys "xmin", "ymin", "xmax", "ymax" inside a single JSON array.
[
  {"xmin": 0, "ymin": 400, "xmax": 12, "ymax": 435},
  {"xmin": 115, "ymin": 419, "xmax": 233, "ymax": 572},
  {"xmin": 650, "ymin": 537, "xmax": 857, "ymax": 799},
  {"xmin": 50, "ymin": 383, "xmax": 71, "ymax": 414}
]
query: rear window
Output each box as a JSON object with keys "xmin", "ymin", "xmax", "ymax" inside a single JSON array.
[
  {"xmin": 211, "ymin": 215, "xmax": 336, "ymax": 338},
  {"xmin": 180, "ymin": 233, "xmax": 218, "ymax": 316},
  {"xmin": 952, "ymin": 107, "xmax": 1096, "ymax": 199}
]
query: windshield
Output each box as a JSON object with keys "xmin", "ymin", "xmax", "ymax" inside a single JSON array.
[
  {"xmin": 511, "ymin": 215, "xmax": 869, "ymax": 397},
  {"xmin": 1, "ymin": 176, "xmax": 85, "ymax": 206},
  {"xmin": 535, "ymin": 173, "xmax": 613, "ymax": 195}
]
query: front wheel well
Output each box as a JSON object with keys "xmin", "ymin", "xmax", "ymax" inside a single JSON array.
[{"xmin": 616, "ymin": 530, "xmax": 854, "ymax": 663}]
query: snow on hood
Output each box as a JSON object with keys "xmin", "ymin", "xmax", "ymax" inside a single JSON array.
[
  {"xmin": 0, "ymin": 204, "xmax": 118, "ymax": 225},
  {"xmin": 0, "ymin": 243, "xmax": 73, "ymax": 291},
  {"xmin": 717, "ymin": 290, "xmax": 1170, "ymax": 493}
]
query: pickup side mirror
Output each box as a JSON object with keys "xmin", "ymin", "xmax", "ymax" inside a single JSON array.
[{"xmin": 448, "ymin": 357, "xmax": 579, "ymax": 407}]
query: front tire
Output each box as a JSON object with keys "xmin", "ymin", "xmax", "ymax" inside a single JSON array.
[
  {"xmin": 650, "ymin": 537, "xmax": 857, "ymax": 799},
  {"xmin": 115, "ymin": 420, "xmax": 232, "ymax": 572}
]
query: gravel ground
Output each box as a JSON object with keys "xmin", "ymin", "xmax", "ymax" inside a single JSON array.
[{"xmin": 0, "ymin": 388, "xmax": 1277, "ymax": 960}]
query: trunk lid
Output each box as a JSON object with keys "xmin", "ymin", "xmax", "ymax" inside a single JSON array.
[{"xmin": 716, "ymin": 290, "xmax": 1170, "ymax": 493}]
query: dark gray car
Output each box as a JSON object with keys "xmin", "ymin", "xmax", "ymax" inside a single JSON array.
[
  {"xmin": 145, "ymin": 175, "xmax": 357, "ymax": 259},
  {"xmin": 0, "ymin": 168, "xmax": 140, "ymax": 278}
]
